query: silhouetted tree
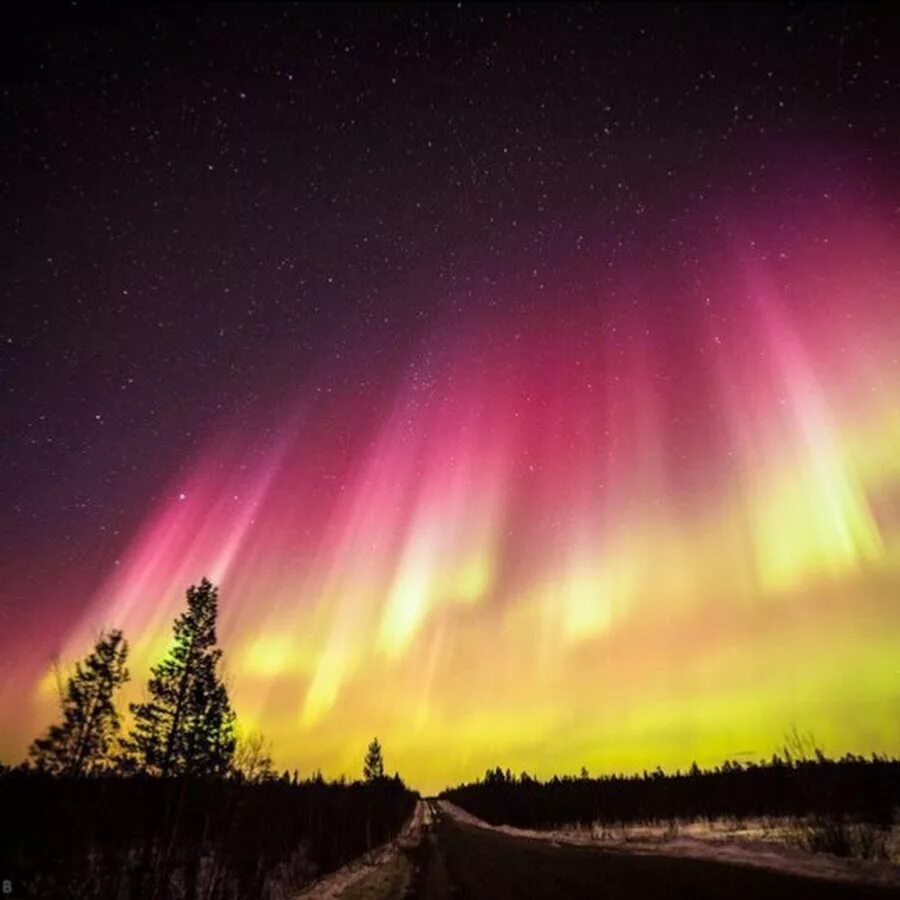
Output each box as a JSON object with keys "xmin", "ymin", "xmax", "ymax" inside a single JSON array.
[
  {"xmin": 232, "ymin": 729, "xmax": 274, "ymax": 782},
  {"xmin": 29, "ymin": 630, "xmax": 129, "ymax": 775},
  {"xmin": 125, "ymin": 578, "xmax": 236, "ymax": 776},
  {"xmin": 363, "ymin": 737, "xmax": 384, "ymax": 781},
  {"xmin": 782, "ymin": 725, "xmax": 818, "ymax": 765}
]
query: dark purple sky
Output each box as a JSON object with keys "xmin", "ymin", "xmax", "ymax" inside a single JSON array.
[{"xmin": 2, "ymin": 2, "xmax": 898, "ymax": 660}]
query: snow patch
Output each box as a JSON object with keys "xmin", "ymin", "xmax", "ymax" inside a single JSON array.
[{"xmin": 295, "ymin": 800, "xmax": 427, "ymax": 900}]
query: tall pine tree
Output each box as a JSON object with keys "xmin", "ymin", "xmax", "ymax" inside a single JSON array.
[
  {"xmin": 126, "ymin": 578, "xmax": 236, "ymax": 776},
  {"xmin": 363, "ymin": 737, "xmax": 385, "ymax": 781},
  {"xmin": 30, "ymin": 629, "xmax": 130, "ymax": 775}
]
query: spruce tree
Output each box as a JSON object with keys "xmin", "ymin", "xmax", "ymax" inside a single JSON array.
[
  {"xmin": 30, "ymin": 629, "xmax": 129, "ymax": 775},
  {"xmin": 126, "ymin": 578, "xmax": 236, "ymax": 776},
  {"xmin": 363, "ymin": 737, "xmax": 385, "ymax": 781}
]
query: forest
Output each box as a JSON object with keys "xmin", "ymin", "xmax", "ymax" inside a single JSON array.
[{"xmin": 0, "ymin": 770, "xmax": 414, "ymax": 898}]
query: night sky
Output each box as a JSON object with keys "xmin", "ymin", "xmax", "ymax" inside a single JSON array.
[{"xmin": 2, "ymin": 3, "xmax": 900, "ymax": 792}]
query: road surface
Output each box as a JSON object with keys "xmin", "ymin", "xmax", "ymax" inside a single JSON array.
[{"xmin": 402, "ymin": 800, "xmax": 900, "ymax": 900}]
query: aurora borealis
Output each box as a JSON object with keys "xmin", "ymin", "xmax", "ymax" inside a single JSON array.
[{"xmin": 2, "ymin": 5, "xmax": 899, "ymax": 794}]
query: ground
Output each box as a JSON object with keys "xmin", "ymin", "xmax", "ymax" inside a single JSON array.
[{"xmin": 297, "ymin": 800, "xmax": 900, "ymax": 900}]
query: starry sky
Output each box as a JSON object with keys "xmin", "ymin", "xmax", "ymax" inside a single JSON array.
[{"xmin": 2, "ymin": 4, "xmax": 899, "ymax": 793}]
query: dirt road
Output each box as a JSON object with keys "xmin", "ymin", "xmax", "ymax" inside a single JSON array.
[{"xmin": 403, "ymin": 801, "xmax": 900, "ymax": 900}]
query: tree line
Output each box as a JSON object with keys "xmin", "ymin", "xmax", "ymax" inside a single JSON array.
[
  {"xmin": 442, "ymin": 752, "xmax": 900, "ymax": 859},
  {"xmin": 1, "ymin": 764, "xmax": 415, "ymax": 898}
]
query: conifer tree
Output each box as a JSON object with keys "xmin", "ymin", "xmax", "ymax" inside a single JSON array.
[
  {"xmin": 30, "ymin": 629, "xmax": 129, "ymax": 775},
  {"xmin": 363, "ymin": 737, "xmax": 385, "ymax": 781},
  {"xmin": 126, "ymin": 578, "xmax": 236, "ymax": 776}
]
